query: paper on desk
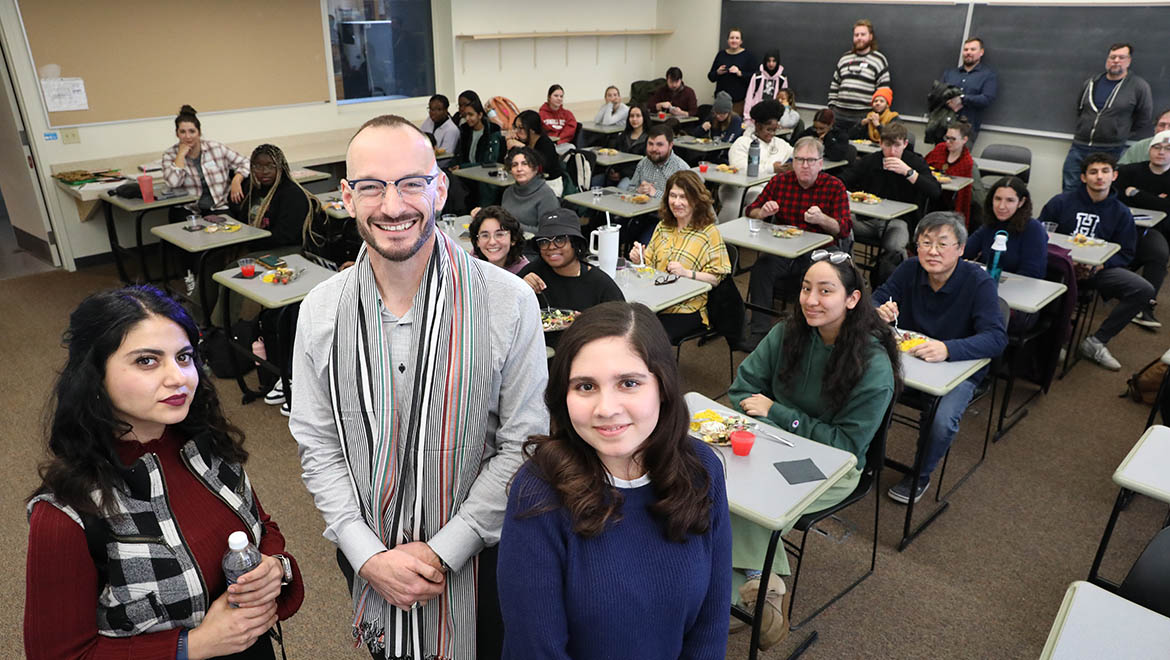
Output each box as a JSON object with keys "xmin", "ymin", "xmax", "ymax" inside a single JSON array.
[
  {"xmin": 79, "ymin": 179, "xmax": 126, "ymax": 193},
  {"xmin": 41, "ymin": 77, "xmax": 88, "ymax": 112},
  {"xmin": 139, "ymin": 159, "xmax": 163, "ymax": 173}
]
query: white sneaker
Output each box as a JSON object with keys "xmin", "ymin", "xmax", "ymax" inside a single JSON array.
[
  {"xmin": 264, "ymin": 380, "xmax": 286, "ymax": 406},
  {"xmin": 280, "ymin": 401, "xmax": 290, "ymax": 417},
  {"xmin": 1079, "ymin": 336, "xmax": 1121, "ymax": 371}
]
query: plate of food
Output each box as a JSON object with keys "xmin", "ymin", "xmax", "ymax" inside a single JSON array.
[
  {"xmin": 716, "ymin": 164, "xmax": 740, "ymax": 173},
  {"xmin": 896, "ymin": 330, "xmax": 930, "ymax": 353},
  {"xmin": 1069, "ymin": 233, "xmax": 1106, "ymax": 247},
  {"xmin": 619, "ymin": 193, "xmax": 652, "ymax": 204},
  {"xmin": 596, "ymin": 147, "xmax": 618, "ymax": 155},
  {"xmin": 849, "ymin": 191, "xmax": 882, "ymax": 204},
  {"xmin": 933, "ymin": 173, "xmax": 952, "ymax": 183},
  {"xmin": 771, "ymin": 225, "xmax": 804, "ymax": 239},
  {"xmin": 690, "ymin": 409, "xmax": 751, "ymax": 446},
  {"xmin": 694, "ymin": 137, "xmax": 713, "ymax": 144},
  {"xmin": 541, "ymin": 308, "xmax": 580, "ymax": 332}
]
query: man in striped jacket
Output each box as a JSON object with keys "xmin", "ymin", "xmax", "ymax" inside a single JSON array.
[{"xmin": 827, "ymin": 19, "xmax": 892, "ymax": 133}]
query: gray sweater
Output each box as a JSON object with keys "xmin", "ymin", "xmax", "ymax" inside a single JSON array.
[
  {"xmin": 1074, "ymin": 72, "xmax": 1153, "ymax": 148},
  {"xmin": 503, "ymin": 177, "xmax": 560, "ymax": 234}
]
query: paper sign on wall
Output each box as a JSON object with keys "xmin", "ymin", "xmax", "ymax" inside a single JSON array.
[{"xmin": 41, "ymin": 77, "xmax": 88, "ymax": 112}]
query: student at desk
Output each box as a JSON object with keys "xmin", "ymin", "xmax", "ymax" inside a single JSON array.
[
  {"xmin": 471, "ymin": 146, "xmax": 559, "ymax": 238},
  {"xmin": 729, "ymin": 250, "xmax": 898, "ymax": 650},
  {"xmin": 964, "ymin": 177, "xmax": 1047, "ymax": 279},
  {"xmin": 454, "ymin": 96, "xmax": 505, "ymax": 208},
  {"xmin": 162, "ymin": 105, "xmax": 249, "ymax": 221},
  {"xmin": 1117, "ymin": 130, "xmax": 1170, "ymax": 241},
  {"xmin": 508, "ymin": 110, "xmax": 564, "ymax": 185},
  {"xmin": 231, "ymin": 144, "xmax": 321, "ymax": 252},
  {"xmin": 925, "ymin": 120, "xmax": 976, "ymax": 224},
  {"xmin": 603, "ymin": 104, "xmax": 648, "ymax": 189}
]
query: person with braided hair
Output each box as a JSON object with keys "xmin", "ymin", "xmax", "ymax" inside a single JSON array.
[{"xmin": 231, "ymin": 144, "xmax": 323, "ymax": 253}]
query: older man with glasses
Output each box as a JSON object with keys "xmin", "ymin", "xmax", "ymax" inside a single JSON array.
[
  {"xmin": 873, "ymin": 211, "xmax": 1007, "ymax": 504},
  {"xmin": 743, "ymin": 136, "xmax": 853, "ymax": 347}
]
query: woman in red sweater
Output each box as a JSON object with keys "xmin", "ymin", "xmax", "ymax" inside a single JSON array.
[
  {"xmin": 25, "ymin": 285, "xmax": 302, "ymax": 660},
  {"xmin": 539, "ymin": 84, "xmax": 578, "ymax": 145},
  {"xmin": 925, "ymin": 120, "xmax": 976, "ymax": 225}
]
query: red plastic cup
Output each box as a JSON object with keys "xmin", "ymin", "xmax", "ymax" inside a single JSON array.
[
  {"xmin": 729, "ymin": 430, "xmax": 755, "ymax": 456},
  {"xmin": 658, "ymin": 112, "xmax": 666, "ymax": 119},
  {"xmin": 699, "ymin": 163, "xmax": 709, "ymax": 173},
  {"xmin": 238, "ymin": 257, "xmax": 256, "ymax": 278},
  {"xmin": 137, "ymin": 174, "xmax": 155, "ymax": 203}
]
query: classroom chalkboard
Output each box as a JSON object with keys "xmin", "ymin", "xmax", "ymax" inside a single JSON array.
[
  {"xmin": 970, "ymin": 4, "xmax": 1170, "ymax": 135},
  {"xmin": 720, "ymin": 1, "xmax": 968, "ymax": 119}
]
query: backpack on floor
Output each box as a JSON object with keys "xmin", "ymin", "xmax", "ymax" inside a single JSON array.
[{"xmin": 1123, "ymin": 357, "xmax": 1169, "ymax": 404}]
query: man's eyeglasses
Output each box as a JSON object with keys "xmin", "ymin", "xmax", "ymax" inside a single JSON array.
[
  {"xmin": 654, "ymin": 273, "xmax": 679, "ymax": 285},
  {"xmin": 347, "ymin": 174, "xmax": 437, "ymax": 205},
  {"xmin": 536, "ymin": 235, "xmax": 570, "ymax": 249},
  {"xmin": 917, "ymin": 240, "xmax": 958, "ymax": 252},
  {"xmin": 793, "ymin": 156, "xmax": 823, "ymax": 166},
  {"xmin": 1151, "ymin": 143, "xmax": 1170, "ymax": 152},
  {"xmin": 477, "ymin": 230, "xmax": 511, "ymax": 242},
  {"xmin": 811, "ymin": 249, "xmax": 851, "ymax": 264}
]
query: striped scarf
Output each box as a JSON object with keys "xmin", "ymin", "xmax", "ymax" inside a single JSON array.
[{"xmin": 328, "ymin": 231, "xmax": 492, "ymax": 659}]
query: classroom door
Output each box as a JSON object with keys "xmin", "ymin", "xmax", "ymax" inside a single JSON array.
[{"xmin": 0, "ymin": 42, "xmax": 59, "ymax": 266}]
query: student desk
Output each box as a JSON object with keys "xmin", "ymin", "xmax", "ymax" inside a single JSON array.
[
  {"xmin": 650, "ymin": 114, "xmax": 698, "ymax": 125},
  {"xmin": 211, "ymin": 253, "xmax": 335, "ymax": 404},
  {"xmin": 451, "ymin": 165, "xmax": 516, "ymax": 188},
  {"xmin": 579, "ymin": 121, "xmax": 624, "ymax": 136},
  {"xmin": 1040, "ymin": 581, "xmax": 1170, "ymax": 660},
  {"xmin": 1088, "ymin": 424, "xmax": 1170, "ymax": 588},
  {"xmin": 938, "ymin": 175, "xmax": 973, "ymax": 193},
  {"xmin": 849, "ymin": 198, "xmax": 917, "ymax": 221},
  {"xmin": 849, "ymin": 140, "xmax": 880, "ymax": 155},
  {"xmin": 1046, "ymin": 232, "xmax": 1120, "ymax": 266},
  {"xmin": 584, "ymin": 147, "xmax": 643, "ymax": 167},
  {"xmin": 823, "ymin": 159, "xmax": 849, "ymax": 171},
  {"xmin": 1130, "ymin": 207, "xmax": 1166, "ymax": 229},
  {"xmin": 673, "ymin": 135, "xmax": 734, "ymax": 155},
  {"xmin": 889, "ymin": 353, "xmax": 990, "ymax": 550},
  {"xmin": 975, "ymin": 157, "xmax": 1030, "ymax": 178},
  {"xmin": 562, "ymin": 187, "xmax": 660, "ymax": 218},
  {"xmin": 718, "ymin": 218, "xmax": 834, "ymax": 259},
  {"xmin": 684, "ymin": 392, "xmax": 858, "ymax": 660},
  {"xmin": 151, "ymin": 218, "xmax": 271, "ymax": 326},
  {"xmin": 693, "ymin": 167, "xmax": 773, "ymax": 190},
  {"xmin": 616, "ymin": 268, "xmax": 711, "ymax": 313},
  {"xmin": 316, "ymin": 190, "xmax": 350, "ymax": 220}
]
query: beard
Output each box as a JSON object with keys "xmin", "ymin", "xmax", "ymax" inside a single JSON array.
[
  {"xmin": 356, "ymin": 207, "xmax": 436, "ymax": 263},
  {"xmin": 852, "ymin": 38, "xmax": 872, "ymax": 54},
  {"xmin": 648, "ymin": 150, "xmax": 669, "ymax": 165}
]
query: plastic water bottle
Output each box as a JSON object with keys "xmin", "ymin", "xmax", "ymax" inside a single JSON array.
[
  {"xmin": 988, "ymin": 230, "xmax": 1008, "ymax": 284},
  {"xmin": 747, "ymin": 139, "xmax": 760, "ymax": 177},
  {"xmin": 222, "ymin": 531, "xmax": 262, "ymax": 607}
]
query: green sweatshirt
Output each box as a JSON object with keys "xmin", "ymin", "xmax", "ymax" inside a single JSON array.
[{"xmin": 728, "ymin": 322, "xmax": 896, "ymax": 470}]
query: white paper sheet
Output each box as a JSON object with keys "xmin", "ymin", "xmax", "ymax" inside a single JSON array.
[{"xmin": 41, "ymin": 77, "xmax": 88, "ymax": 112}]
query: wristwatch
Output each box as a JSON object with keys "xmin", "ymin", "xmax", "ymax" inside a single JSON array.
[
  {"xmin": 905, "ymin": 167, "xmax": 915, "ymax": 179},
  {"xmin": 273, "ymin": 554, "xmax": 293, "ymax": 586}
]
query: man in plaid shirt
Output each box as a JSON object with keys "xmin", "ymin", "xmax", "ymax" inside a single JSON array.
[{"xmin": 744, "ymin": 136, "xmax": 852, "ymax": 345}]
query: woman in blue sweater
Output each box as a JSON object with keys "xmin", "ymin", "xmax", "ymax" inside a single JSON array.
[
  {"xmin": 964, "ymin": 176, "xmax": 1048, "ymax": 279},
  {"xmin": 498, "ymin": 302, "xmax": 731, "ymax": 659}
]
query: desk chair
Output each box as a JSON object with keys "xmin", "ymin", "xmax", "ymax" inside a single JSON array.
[
  {"xmin": 1117, "ymin": 526, "xmax": 1170, "ymax": 617},
  {"xmin": 673, "ymin": 245, "xmax": 746, "ymax": 394},
  {"xmin": 783, "ymin": 396, "xmax": 895, "ymax": 630},
  {"xmin": 980, "ymin": 144, "xmax": 1032, "ymax": 184}
]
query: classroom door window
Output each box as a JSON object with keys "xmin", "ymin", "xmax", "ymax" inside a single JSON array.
[{"xmin": 328, "ymin": 0, "xmax": 435, "ymax": 104}]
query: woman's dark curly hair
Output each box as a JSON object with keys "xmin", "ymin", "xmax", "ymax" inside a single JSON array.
[
  {"xmin": 778, "ymin": 256, "xmax": 903, "ymax": 415},
  {"xmin": 470, "ymin": 205, "xmax": 526, "ymax": 268},
  {"xmin": 30, "ymin": 285, "xmax": 247, "ymax": 515},
  {"xmin": 518, "ymin": 302, "xmax": 712, "ymax": 542},
  {"xmin": 983, "ymin": 176, "xmax": 1033, "ymax": 234}
]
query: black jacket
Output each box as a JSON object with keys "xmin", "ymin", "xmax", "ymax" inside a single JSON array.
[{"xmin": 839, "ymin": 150, "xmax": 942, "ymax": 220}]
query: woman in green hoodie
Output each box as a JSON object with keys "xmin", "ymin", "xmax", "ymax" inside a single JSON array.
[{"xmin": 726, "ymin": 250, "xmax": 901, "ymax": 649}]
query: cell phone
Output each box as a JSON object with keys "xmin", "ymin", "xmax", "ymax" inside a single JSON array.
[{"xmin": 257, "ymin": 254, "xmax": 286, "ymax": 269}]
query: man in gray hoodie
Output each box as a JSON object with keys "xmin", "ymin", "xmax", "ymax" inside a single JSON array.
[{"xmin": 1060, "ymin": 43, "xmax": 1153, "ymax": 193}]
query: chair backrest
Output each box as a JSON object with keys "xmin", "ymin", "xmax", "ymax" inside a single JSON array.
[
  {"xmin": 862, "ymin": 393, "xmax": 896, "ymax": 477},
  {"xmin": 696, "ymin": 104, "xmax": 713, "ymax": 122},
  {"xmin": 998, "ymin": 296, "xmax": 1011, "ymax": 328},
  {"xmin": 980, "ymin": 144, "xmax": 1033, "ymax": 182},
  {"xmin": 706, "ymin": 244, "xmax": 746, "ymax": 347},
  {"xmin": 1118, "ymin": 526, "xmax": 1170, "ymax": 617},
  {"xmin": 629, "ymin": 78, "xmax": 665, "ymax": 108}
]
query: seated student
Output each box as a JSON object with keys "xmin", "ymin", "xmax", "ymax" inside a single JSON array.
[
  {"xmin": 1040, "ymin": 153, "xmax": 1163, "ymax": 366},
  {"xmin": 496, "ymin": 146, "xmax": 560, "ymax": 236},
  {"xmin": 743, "ymin": 135, "xmax": 853, "ymax": 345},
  {"xmin": 470, "ymin": 205, "xmax": 529, "ymax": 275},
  {"xmin": 519, "ymin": 208, "xmax": 624, "ymax": 347},
  {"xmin": 539, "ymin": 84, "xmax": 578, "ymax": 147},
  {"xmin": 840, "ymin": 122, "xmax": 943, "ymax": 286},
  {"xmin": 648, "ymin": 66, "xmax": 699, "ymax": 118},
  {"xmin": 508, "ymin": 109, "xmax": 564, "ymax": 183},
  {"xmin": 744, "ymin": 49, "xmax": 788, "ymax": 125},
  {"xmin": 849, "ymin": 87, "xmax": 900, "ymax": 144},
  {"xmin": 454, "ymin": 89, "xmax": 481, "ymax": 127},
  {"xmin": 798, "ymin": 107, "xmax": 857, "ymax": 163},
  {"xmin": 605, "ymin": 104, "xmax": 648, "ymax": 189},
  {"xmin": 925, "ymin": 120, "xmax": 976, "ymax": 224},
  {"xmin": 1117, "ymin": 129, "xmax": 1170, "ymax": 243},
  {"xmin": 498, "ymin": 301, "xmax": 731, "ymax": 659},
  {"xmin": 630, "ymin": 124, "xmax": 690, "ymax": 200},
  {"xmin": 162, "ymin": 105, "xmax": 249, "ymax": 221},
  {"xmin": 776, "ymin": 89, "xmax": 801, "ymax": 132},
  {"xmin": 421, "ymin": 94, "xmax": 460, "ymax": 167},
  {"xmin": 629, "ymin": 170, "xmax": 731, "ymax": 341},
  {"xmin": 1119, "ymin": 108, "xmax": 1170, "ymax": 165},
  {"xmin": 965, "ymin": 176, "xmax": 1048, "ymax": 279},
  {"xmin": 874, "ymin": 212, "xmax": 1008, "ymax": 503},
  {"xmin": 729, "ymin": 252, "xmax": 898, "ymax": 649},
  {"xmin": 718, "ymin": 99, "xmax": 794, "ymax": 222},
  {"xmin": 692, "ymin": 91, "xmax": 744, "ymax": 143},
  {"xmin": 454, "ymin": 96, "xmax": 505, "ymax": 208},
  {"xmin": 593, "ymin": 85, "xmax": 630, "ymax": 127},
  {"xmin": 230, "ymin": 144, "xmax": 321, "ymax": 252}
]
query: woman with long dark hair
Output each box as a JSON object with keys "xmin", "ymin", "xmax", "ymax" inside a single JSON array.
[
  {"xmin": 162, "ymin": 104, "xmax": 250, "ymax": 221},
  {"xmin": 964, "ymin": 175, "xmax": 1048, "ymax": 279},
  {"xmin": 25, "ymin": 285, "xmax": 302, "ymax": 659},
  {"xmin": 727, "ymin": 252, "xmax": 899, "ymax": 650},
  {"xmin": 497, "ymin": 301, "xmax": 731, "ymax": 658},
  {"xmin": 607, "ymin": 103, "xmax": 649, "ymax": 189},
  {"xmin": 470, "ymin": 204, "xmax": 529, "ymax": 274}
]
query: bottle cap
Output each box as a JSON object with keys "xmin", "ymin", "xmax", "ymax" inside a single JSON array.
[
  {"xmin": 228, "ymin": 531, "xmax": 249, "ymax": 551},
  {"xmin": 992, "ymin": 231, "xmax": 1009, "ymax": 251}
]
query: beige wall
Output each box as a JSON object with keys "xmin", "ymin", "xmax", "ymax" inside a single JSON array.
[{"xmin": 654, "ymin": 0, "xmax": 721, "ymax": 106}]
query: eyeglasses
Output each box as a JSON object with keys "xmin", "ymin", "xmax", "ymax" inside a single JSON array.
[
  {"xmin": 347, "ymin": 174, "xmax": 437, "ymax": 205},
  {"xmin": 252, "ymin": 162, "xmax": 278, "ymax": 172},
  {"xmin": 811, "ymin": 249, "xmax": 851, "ymax": 264},
  {"xmin": 793, "ymin": 156, "xmax": 822, "ymax": 166},
  {"xmin": 1107, "ymin": 54, "xmax": 1131, "ymax": 61},
  {"xmin": 654, "ymin": 273, "xmax": 680, "ymax": 285},
  {"xmin": 917, "ymin": 240, "xmax": 958, "ymax": 252},
  {"xmin": 943, "ymin": 135, "xmax": 962, "ymax": 142},
  {"xmin": 1151, "ymin": 143, "xmax": 1170, "ymax": 152},
  {"xmin": 477, "ymin": 230, "xmax": 511, "ymax": 242},
  {"xmin": 536, "ymin": 235, "xmax": 570, "ymax": 248}
]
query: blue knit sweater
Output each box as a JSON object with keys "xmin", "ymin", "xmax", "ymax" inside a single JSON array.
[{"xmin": 497, "ymin": 440, "xmax": 732, "ymax": 659}]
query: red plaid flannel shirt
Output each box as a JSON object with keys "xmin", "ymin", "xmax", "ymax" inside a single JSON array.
[{"xmin": 744, "ymin": 171, "xmax": 852, "ymax": 242}]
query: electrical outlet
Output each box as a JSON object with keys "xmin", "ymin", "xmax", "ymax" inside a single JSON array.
[{"xmin": 60, "ymin": 128, "xmax": 80, "ymax": 144}]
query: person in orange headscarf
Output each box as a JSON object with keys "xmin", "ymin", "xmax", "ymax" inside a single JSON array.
[{"xmin": 850, "ymin": 86, "xmax": 900, "ymax": 144}]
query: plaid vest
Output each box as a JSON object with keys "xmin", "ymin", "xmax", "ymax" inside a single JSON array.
[{"xmin": 28, "ymin": 431, "xmax": 263, "ymax": 637}]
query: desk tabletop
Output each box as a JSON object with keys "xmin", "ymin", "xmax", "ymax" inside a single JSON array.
[
  {"xmin": 1113, "ymin": 424, "xmax": 1170, "ymax": 502},
  {"xmin": 151, "ymin": 219, "xmax": 270, "ymax": 253},
  {"xmin": 563, "ymin": 188, "xmax": 660, "ymax": 218},
  {"xmin": 996, "ymin": 273, "xmax": 1068, "ymax": 314},
  {"xmin": 650, "ymin": 114, "xmax": 698, "ymax": 124},
  {"xmin": 585, "ymin": 147, "xmax": 643, "ymax": 167},
  {"xmin": 1047, "ymin": 232, "xmax": 1120, "ymax": 267},
  {"xmin": 823, "ymin": 158, "xmax": 848, "ymax": 170},
  {"xmin": 692, "ymin": 166, "xmax": 773, "ymax": 189},
  {"xmin": 316, "ymin": 191, "xmax": 350, "ymax": 219},
  {"xmin": 618, "ymin": 268, "xmax": 711, "ymax": 313},
  {"xmin": 211, "ymin": 253, "xmax": 334, "ymax": 309},
  {"xmin": 452, "ymin": 165, "xmax": 516, "ymax": 187},
  {"xmin": 1130, "ymin": 207, "xmax": 1166, "ymax": 229},
  {"xmin": 901, "ymin": 353, "xmax": 990, "ymax": 397},
  {"xmin": 975, "ymin": 157, "xmax": 1030, "ymax": 177},
  {"xmin": 850, "ymin": 140, "xmax": 880, "ymax": 154},
  {"xmin": 674, "ymin": 135, "xmax": 734, "ymax": 153},
  {"xmin": 685, "ymin": 392, "xmax": 858, "ymax": 530},
  {"xmin": 1040, "ymin": 581, "xmax": 1170, "ymax": 660},
  {"xmin": 938, "ymin": 174, "xmax": 973, "ymax": 192},
  {"xmin": 579, "ymin": 121, "xmax": 624, "ymax": 135},
  {"xmin": 850, "ymin": 197, "xmax": 917, "ymax": 221},
  {"xmin": 289, "ymin": 168, "xmax": 331, "ymax": 185},
  {"xmin": 719, "ymin": 218, "xmax": 834, "ymax": 259}
]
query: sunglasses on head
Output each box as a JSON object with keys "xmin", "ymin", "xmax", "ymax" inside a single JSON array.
[{"xmin": 810, "ymin": 249, "xmax": 851, "ymax": 264}]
